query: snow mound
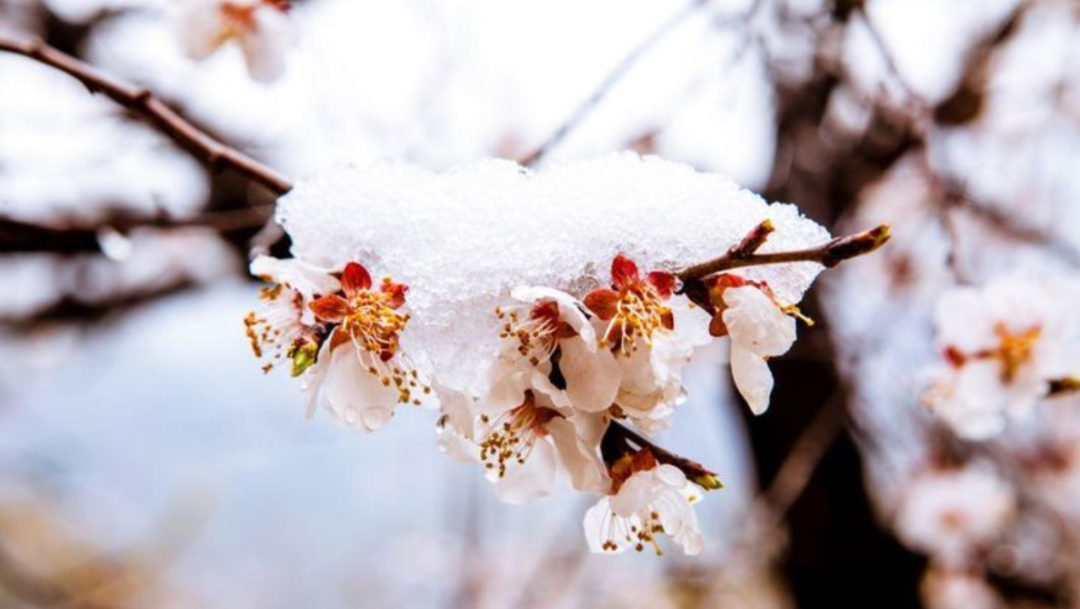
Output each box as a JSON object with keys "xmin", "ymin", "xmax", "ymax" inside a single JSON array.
[{"xmin": 278, "ymin": 153, "xmax": 831, "ymax": 390}]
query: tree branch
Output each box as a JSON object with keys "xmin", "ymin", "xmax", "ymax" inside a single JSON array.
[
  {"xmin": 604, "ymin": 420, "xmax": 722, "ymax": 489},
  {"xmin": 518, "ymin": 0, "xmax": 769, "ymax": 167},
  {"xmin": 0, "ymin": 36, "xmax": 292, "ymax": 196},
  {"xmin": 676, "ymin": 223, "xmax": 891, "ymax": 283},
  {"xmin": 0, "ymin": 207, "xmax": 274, "ymax": 255}
]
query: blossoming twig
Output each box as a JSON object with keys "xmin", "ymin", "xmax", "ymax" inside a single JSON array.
[
  {"xmin": 676, "ymin": 223, "xmax": 892, "ymax": 284},
  {"xmin": 0, "ymin": 36, "xmax": 292, "ymax": 196},
  {"xmin": 604, "ymin": 419, "xmax": 723, "ymax": 490}
]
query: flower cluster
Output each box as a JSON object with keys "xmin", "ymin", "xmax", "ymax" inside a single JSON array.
[
  {"xmin": 924, "ymin": 276, "xmax": 1080, "ymax": 440},
  {"xmin": 174, "ymin": 0, "xmax": 295, "ymax": 83},
  {"xmin": 245, "ymin": 255, "xmax": 430, "ymax": 431},
  {"xmin": 247, "ymin": 245, "xmax": 815, "ymax": 556}
]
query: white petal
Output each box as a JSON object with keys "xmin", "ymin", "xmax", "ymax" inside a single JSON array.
[
  {"xmin": 240, "ymin": 8, "xmax": 293, "ymax": 83},
  {"xmin": 583, "ymin": 498, "xmax": 625, "ymax": 554},
  {"xmin": 547, "ymin": 417, "xmax": 609, "ymax": 494},
  {"xmin": 322, "ymin": 347, "xmax": 398, "ymax": 432},
  {"xmin": 934, "ymin": 287, "xmax": 997, "ymax": 353},
  {"xmin": 481, "ymin": 359, "xmax": 531, "ymax": 416},
  {"xmin": 569, "ymin": 410, "xmax": 611, "ymax": 447},
  {"xmin": 511, "ymin": 286, "xmax": 595, "ymax": 345},
  {"xmin": 722, "ymin": 286, "xmax": 796, "ymax": 357},
  {"xmin": 250, "ymin": 255, "xmax": 340, "ymax": 298},
  {"xmin": 493, "ymin": 438, "xmax": 557, "ymax": 505},
  {"xmin": 730, "ymin": 343, "xmax": 774, "ymax": 415},
  {"xmin": 302, "ymin": 341, "xmax": 333, "ymax": 419},
  {"xmin": 617, "ymin": 345, "xmax": 659, "ymax": 395},
  {"xmin": 560, "ymin": 337, "xmax": 621, "ymax": 412}
]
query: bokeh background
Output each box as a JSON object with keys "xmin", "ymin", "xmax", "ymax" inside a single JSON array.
[{"xmin": 1, "ymin": 0, "xmax": 1078, "ymax": 607}]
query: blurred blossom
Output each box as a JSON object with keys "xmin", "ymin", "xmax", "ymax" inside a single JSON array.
[{"xmin": 894, "ymin": 464, "xmax": 1016, "ymax": 568}]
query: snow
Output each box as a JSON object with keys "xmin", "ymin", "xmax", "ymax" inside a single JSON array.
[{"xmin": 279, "ymin": 153, "xmax": 831, "ymax": 391}]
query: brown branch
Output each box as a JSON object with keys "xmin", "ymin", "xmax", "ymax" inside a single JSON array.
[
  {"xmin": 1, "ymin": 278, "xmax": 198, "ymax": 328},
  {"xmin": 0, "ymin": 207, "xmax": 274, "ymax": 255},
  {"xmin": 517, "ymin": 0, "xmax": 709, "ymax": 167},
  {"xmin": 604, "ymin": 421, "xmax": 722, "ymax": 489},
  {"xmin": 676, "ymin": 223, "xmax": 892, "ymax": 283},
  {"xmin": 0, "ymin": 36, "xmax": 293, "ymax": 196}
]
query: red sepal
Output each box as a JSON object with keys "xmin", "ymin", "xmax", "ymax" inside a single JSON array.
[
  {"xmin": 611, "ymin": 254, "xmax": 640, "ymax": 289},
  {"xmin": 341, "ymin": 262, "xmax": 372, "ymax": 297},
  {"xmin": 647, "ymin": 271, "xmax": 675, "ymax": 299},
  {"xmin": 584, "ymin": 289, "xmax": 620, "ymax": 320},
  {"xmin": 310, "ymin": 294, "xmax": 349, "ymax": 324}
]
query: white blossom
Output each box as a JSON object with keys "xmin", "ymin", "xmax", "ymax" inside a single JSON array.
[
  {"xmin": 585, "ymin": 254, "xmax": 712, "ymax": 435},
  {"xmin": 921, "ymin": 568, "xmax": 1003, "ymax": 609},
  {"xmin": 485, "ymin": 287, "xmax": 620, "ymax": 414},
  {"xmin": 244, "ymin": 255, "xmax": 338, "ymax": 375},
  {"xmin": 174, "ymin": 0, "xmax": 295, "ymax": 83},
  {"xmin": 721, "ymin": 285, "xmax": 797, "ymax": 415},
  {"xmin": 926, "ymin": 276, "xmax": 1080, "ymax": 440},
  {"xmin": 303, "ymin": 261, "xmax": 430, "ymax": 431},
  {"xmin": 895, "ymin": 465, "xmax": 1016, "ymax": 567},
  {"xmin": 583, "ymin": 453, "xmax": 704, "ymax": 556},
  {"xmin": 443, "ymin": 388, "xmax": 609, "ymax": 504}
]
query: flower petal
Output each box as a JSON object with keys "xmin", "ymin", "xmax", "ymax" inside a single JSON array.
[
  {"xmin": 547, "ymin": 416, "xmax": 609, "ymax": 494},
  {"xmin": 250, "ymin": 255, "xmax": 340, "ymax": 298},
  {"xmin": 730, "ymin": 343, "xmax": 774, "ymax": 415},
  {"xmin": 722, "ymin": 286, "xmax": 796, "ymax": 357},
  {"xmin": 322, "ymin": 347, "xmax": 398, "ymax": 432},
  {"xmin": 560, "ymin": 337, "xmax": 621, "ymax": 412},
  {"xmin": 493, "ymin": 438, "xmax": 558, "ymax": 505}
]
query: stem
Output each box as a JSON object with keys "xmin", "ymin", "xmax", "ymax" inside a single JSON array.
[
  {"xmin": 605, "ymin": 421, "xmax": 721, "ymax": 489},
  {"xmin": 677, "ymin": 223, "xmax": 892, "ymax": 283},
  {"xmin": 0, "ymin": 37, "xmax": 292, "ymax": 196}
]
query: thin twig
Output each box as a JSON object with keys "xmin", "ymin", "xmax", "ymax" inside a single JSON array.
[
  {"xmin": 0, "ymin": 36, "xmax": 292, "ymax": 196},
  {"xmin": 0, "ymin": 206, "xmax": 275, "ymax": 255},
  {"xmin": 676, "ymin": 223, "xmax": 892, "ymax": 283},
  {"xmin": 518, "ymin": 0, "xmax": 708, "ymax": 166},
  {"xmin": 605, "ymin": 421, "xmax": 721, "ymax": 488}
]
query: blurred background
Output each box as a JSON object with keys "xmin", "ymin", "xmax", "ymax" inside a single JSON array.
[{"xmin": 1, "ymin": 0, "xmax": 1078, "ymax": 607}]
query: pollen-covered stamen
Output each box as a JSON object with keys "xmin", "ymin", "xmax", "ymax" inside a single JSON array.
[
  {"xmin": 341, "ymin": 287, "xmax": 410, "ymax": 360},
  {"xmin": 478, "ymin": 392, "xmax": 557, "ymax": 478},
  {"xmin": 496, "ymin": 300, "xmax": 575, "ymax": 365},
  {"xmin": 945, "ymin": 323, "xmax": 1042, "ymax": 384},
  {"xmin": 609, "ymin": 284, "xmax": 672, "ymax": 353},
  {"xmin": 311, "ymin": 263, "xmax": 429, "ymax": 405},
  {"xmin": 244, "ymin": 284, "xmax": 314, "ymax": 374},
  {"xmin": 585, "ymin": 254, "xmax": 677, "ymax": 354}
]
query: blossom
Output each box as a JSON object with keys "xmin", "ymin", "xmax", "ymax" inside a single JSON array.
[
  {"xmin": 925, "ymin": 276, "xmax": 1080, "ymax": 440},
  {"xmin": 244, "ymin": 255, "xmax": 339, "ymax": 376},
  {"xmin": 486, "ymin": 287, "xmax": 620, "ymax": 414},
  {"xmin": 585, "ymin": 254, "xmax": 711, "ymax": 434},
  {"xmin": 304, "ymin": 261, "xmax": 429, "ymax": 431},
  {"xmin": 174, "ymin": 0, "xmax": 295, "ymax": 83},
  {"xmin": 439, "ymin": 385, "xmax": 608, "ymax": 504},
  {"xmin": 894, "ymin": 465, "xmax": 1016, "ymax": 567},
  {"xmin": 583, "ymin": 449, "xmax": 704, "ymax": 556},
  {"xmin": 921, "ymin": 567, "xmax": 1003, "ymax": 609},
  {"xmin": 707, "ymin": 274, "xmax": 799, "ymax": 415}
]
